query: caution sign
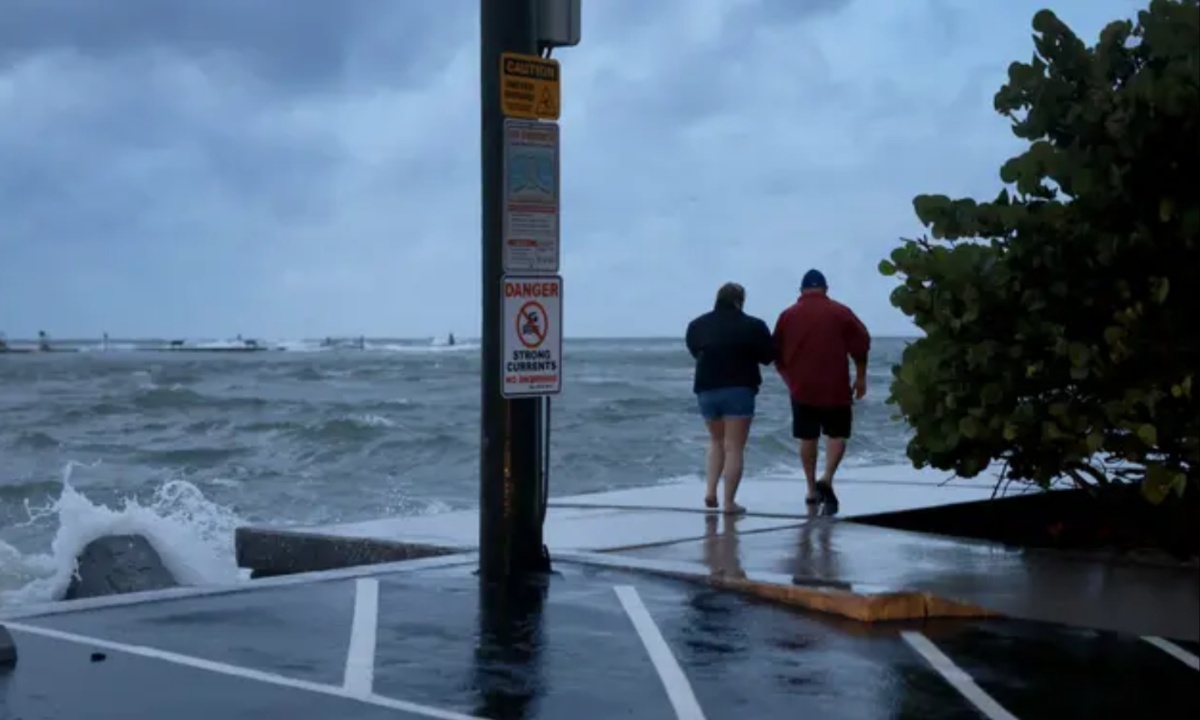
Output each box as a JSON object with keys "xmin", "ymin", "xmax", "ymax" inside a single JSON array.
[
  {"xmin": 502, "ymin": 275, "xmax": 562, "ymax": 397},
  {"xmin": 500, "ymin": 52, "xmax": 560, "ymax": 121}
]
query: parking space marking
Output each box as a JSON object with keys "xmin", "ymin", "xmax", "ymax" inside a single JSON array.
[
  {"xmin": 614, "ymin": 585, "xmax": 707, "ymax": 720},
  {"xmin": 344, "ymin": 578, "xmax": 380, "ymax": 696},
  {"xmin": 1144, "ymin": 636, "xmax": 1200, "ymax": 671},
  {"xmin": 902, "ymin": 631, "xmax": 1020, "ymax": 720},
  {"xmin": 4, "ymin": 620, "xmax": 476, "ymax": 720}
]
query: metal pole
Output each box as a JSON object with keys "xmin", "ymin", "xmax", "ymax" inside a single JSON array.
[{"xmin": 480, "ymin": 0, "xmax": 547, "ymax": 580}]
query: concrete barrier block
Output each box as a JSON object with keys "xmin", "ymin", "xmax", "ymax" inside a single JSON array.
[{"xmin": 235, "ymin": 527, "xmax": 459, "ymax": 578}]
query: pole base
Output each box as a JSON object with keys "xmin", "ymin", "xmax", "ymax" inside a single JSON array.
[{"xmin": 0, "ymin": 624, "xmax": 17, "ymax": 669}]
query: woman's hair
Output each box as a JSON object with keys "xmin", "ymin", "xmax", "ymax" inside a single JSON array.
[{"xmin": 715, "ymin": 282, "xmax": 745, "ymax": 309}]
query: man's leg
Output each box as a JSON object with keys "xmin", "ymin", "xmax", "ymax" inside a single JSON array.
[
  {"xmin": 815, "ymin": 406, "xmax": 853, "ymax": 514},
  {"xmin": 800, "ymin": 440, "xmax": 819, "ymax": 498},
  {"xmin": 820, "ymin": 405, "xmax": 854, "ymax": 485},
  {"xmin": 791, "ymin": 401, "xmax": 821, "ymax": 502},
  {"xmin": 822, "ymin": 438, "xmax": 847, "ymax": 483}
]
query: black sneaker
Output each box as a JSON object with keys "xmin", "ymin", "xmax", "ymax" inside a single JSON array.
[{"xmin": 815, "ymin": 481, "xmax": 839, "ymax": 516}]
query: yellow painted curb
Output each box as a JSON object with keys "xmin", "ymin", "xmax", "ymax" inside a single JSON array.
[
  {"xmin": 707, "ymin": 575, "xmax": 1002, "ymax": 623},
  {"xmin": 554, "ymin": 551, "xmax": 1004, "ymax": 624}
]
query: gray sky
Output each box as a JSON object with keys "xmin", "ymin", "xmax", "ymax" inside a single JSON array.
[{"xmin": 0, "ymin": 0, "xmax": 1143, "ymax": 339}]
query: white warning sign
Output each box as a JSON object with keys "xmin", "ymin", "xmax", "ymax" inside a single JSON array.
[
  {"xmin": 502, "ymin": 119, "xmax": 559, "ymax": 274},
  {"xmin": 502, "ymin": 275, "xmax": 562, "ymax": 398}
]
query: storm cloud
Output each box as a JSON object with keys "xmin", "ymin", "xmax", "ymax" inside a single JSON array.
[{"xmin": 0, "ymin": 0, "xmax": 1148, "ymax": 338}]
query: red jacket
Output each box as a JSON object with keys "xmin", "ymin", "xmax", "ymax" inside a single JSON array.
[{"xmin": 773, "ymin": 294, "xmax": 871, "ymax": 407}]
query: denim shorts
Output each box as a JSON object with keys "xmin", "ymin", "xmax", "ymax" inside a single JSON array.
[{"xmin": 696, "ymin": 386, "xmax": 756, "ymax": 421}]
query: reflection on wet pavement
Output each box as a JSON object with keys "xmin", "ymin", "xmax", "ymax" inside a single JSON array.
[
  {"xmin": 628, "ymin": 515, "xmax": 1200, "ymax": 641},
  {"xmin": 702, "ymin": 514, "xmax": 746, "ymax": 580}
]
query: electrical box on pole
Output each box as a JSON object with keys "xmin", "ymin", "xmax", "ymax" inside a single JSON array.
[{"xmin": 537, "ymin": 0, "xmax": 581, "ymax": 50}]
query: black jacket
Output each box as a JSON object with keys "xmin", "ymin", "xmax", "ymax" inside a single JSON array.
[{"xmin": 685, "ymin": 301, "xmax": 774, "ymax": 394}]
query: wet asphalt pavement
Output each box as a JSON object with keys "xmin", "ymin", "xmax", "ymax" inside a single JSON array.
[{"xmin": 1, "ymin": 561, "xmax": 1197, "ymax": 719}]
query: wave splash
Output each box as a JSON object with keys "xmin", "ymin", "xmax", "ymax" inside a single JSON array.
[{"xmin": 0, "ymin": 462, "xmax": 246, "ymax": 608}]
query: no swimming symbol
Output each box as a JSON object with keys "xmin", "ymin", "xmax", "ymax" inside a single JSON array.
[{"xmin": 516, "ymin": 301, "xmax": 548, "ymax": 349}]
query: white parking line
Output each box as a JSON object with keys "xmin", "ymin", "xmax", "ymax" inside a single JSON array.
[
  {"xmin": 4, "ymin": 621, "xmax": 476, "ymax": 720},
  {"xmin": 1143, "ymin": 636, "xmax": 1200, "ymax": 670},
  {"xmin": 614, "ymin": 585, "xmax": 707, "ymax": 720},
  {"xmin": 344, "ymin": 578, "xmax": 380, "ymax": 696},
  {"xmin": 901, "ymin": 631, "xmax": 1019, "ymax": 720}
]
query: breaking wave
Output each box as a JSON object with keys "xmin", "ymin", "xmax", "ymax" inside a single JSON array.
[{"xmin": 0, "ymin": 462, "xmax": 246, "ymax": 608}]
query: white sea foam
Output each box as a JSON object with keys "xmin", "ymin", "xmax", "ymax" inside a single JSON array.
[{"xmin": 0, "ymin": 462, "xmax": 246, "ymax": 608}]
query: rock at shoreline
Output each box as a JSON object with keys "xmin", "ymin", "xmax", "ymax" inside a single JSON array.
[{"xmin": 64, "ymin": 535, "xmax": 179, "ymax": 601}]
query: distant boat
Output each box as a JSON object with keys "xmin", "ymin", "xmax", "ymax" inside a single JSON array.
[
  {"xmin": 156, "ymin": 337, "xmax": 279, "ymax": 353},
  {"xmin": 33, "ymin": 331, "xmax": 77, "ymax": 353},
  {"xmin": 0, "ymin": 331, "xmax": 77, "ymax": 353},
  {"xmin": 320, "ymin": 336, "xmax": 366, "ymax": 350},
  {"xmin": 447, "ymin": 333, "xmax": 456, "ymax": 347}
]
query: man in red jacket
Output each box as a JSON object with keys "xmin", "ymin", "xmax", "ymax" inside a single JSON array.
[{"xmin": 773, "ymin": 269, "xmax": 871, "ymax": 514}]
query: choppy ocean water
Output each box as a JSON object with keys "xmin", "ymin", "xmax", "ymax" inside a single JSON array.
[{"xmin": 0, "ymin": 336, "xmax": 912, "ymax": 606}]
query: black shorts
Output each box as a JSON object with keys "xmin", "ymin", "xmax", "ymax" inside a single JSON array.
[{"xmin": 791, "ymin": 402, "xmax": 852, "ymax": 440}]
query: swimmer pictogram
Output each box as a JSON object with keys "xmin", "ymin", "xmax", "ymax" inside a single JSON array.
[{"xmin": 516, "ymin": 301, "xmax": 548, "ymax": 349}]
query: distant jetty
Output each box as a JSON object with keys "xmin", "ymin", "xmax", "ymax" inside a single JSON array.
[
  {"xmin": 0, "ymin": 331, "xmax": 76, "ymax": 354},
  {"xmin": 2, "ymin": 333, "xmax": 459, "ymax": 354},
  {"xmin": 0, "ymin": 332, "xmax": 282, "ymax": 354}
]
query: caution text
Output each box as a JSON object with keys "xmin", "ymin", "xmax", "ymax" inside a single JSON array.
[{"xmin": 503, "ymin": 57, "xmax": 559, "ymax": 82}]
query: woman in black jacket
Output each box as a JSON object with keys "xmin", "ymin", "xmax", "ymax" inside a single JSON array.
[{"xmin": 685, "ymin": 283, "xmax": 774, "ymax": 514}]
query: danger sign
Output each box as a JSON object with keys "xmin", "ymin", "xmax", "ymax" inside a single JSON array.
[{"xmin": 502, "ymin": 275, "xmax": 562, "ymax": 397}]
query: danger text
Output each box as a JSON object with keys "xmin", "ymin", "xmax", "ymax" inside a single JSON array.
[{"xmin": 505, "ymin": 281, "xmax": 560, "ymax": 299}]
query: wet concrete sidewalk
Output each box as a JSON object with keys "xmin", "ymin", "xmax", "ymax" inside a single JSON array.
[
  {"xmin": 2, "ymin": 555, "xmax": 1197, "ymax": 719},
  {"xmin": 235, "ymin": 467, "xmax": 1014, "ymax": 572},
  {"xmin": 236, "ymin": 470, "xmax": 1199, "ymax": 642}
]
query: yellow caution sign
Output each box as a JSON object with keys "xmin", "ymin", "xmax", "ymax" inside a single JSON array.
[{"xmin": 500, "ymin": 52, "xmax": 560, "ymax": 121}]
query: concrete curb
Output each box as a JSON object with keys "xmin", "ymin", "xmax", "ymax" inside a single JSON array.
[
  {"xmin": 231, "ymin": 527, "xmax": 1001, "ymax": 624},
  {"xmin": 714, "ymin": 576, "xmax": 1000, "ymax": 622},
  {"xmin": 1, "ymin": 553, "xmax": 479, "ymax": 622}
]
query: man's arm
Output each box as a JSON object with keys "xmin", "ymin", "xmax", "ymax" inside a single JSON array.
[
  {"xmin": 771, "ymin": 311, "xmax": 788, "ymax": 373},
  {"xmin": 844, "ymin": 307, "xmax": 871, "ymax": 387}
]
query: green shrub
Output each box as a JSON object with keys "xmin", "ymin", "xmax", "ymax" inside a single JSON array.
[{"xmin": 881, "ymin": 0, "xmax": 1199, "ymax": 502}]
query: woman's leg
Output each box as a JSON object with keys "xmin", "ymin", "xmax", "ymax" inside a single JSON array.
[
  {"xmin": 704, "ymin": 419, "xmax": 726, "ymax": 508},
  {"xmin": 718, "ymin": 388, "xmax": 757, "ymax": 513},
  {"xmin": 722, "ymin": 416, "xmax": 751, "ymax": 513}
]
